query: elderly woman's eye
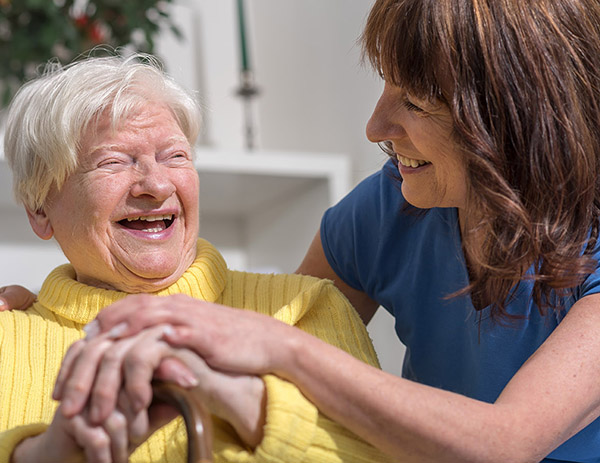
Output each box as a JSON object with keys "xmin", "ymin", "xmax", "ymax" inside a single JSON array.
[
  {"xmin": 99, "ymin": 159, "xmax": 124, "ymax": 167},
  {"xmin": 167, "ymin": 151, "xmax": 190, "ymax": 161}
]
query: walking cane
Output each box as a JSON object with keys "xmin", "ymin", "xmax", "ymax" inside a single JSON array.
[{"xmin": 153, "ymin": 381, "xmax": 213, "ymax": 463}]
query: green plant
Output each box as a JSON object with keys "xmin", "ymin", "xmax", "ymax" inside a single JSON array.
[{"xmin": 0, "ymin": 0, "xmax": 182, "ymax": 106}]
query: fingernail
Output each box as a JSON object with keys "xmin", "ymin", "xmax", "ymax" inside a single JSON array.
[
  {"xmin": 83, "ymin": 320, "xmax": 100, "ymax": 339},
  {"xmin": 178, "ymin": 372, "xmax": 199, "ymax": 388},
  {"xmin": 162, "ymin": 324, "xmax": 175, "ymax": 337},
  {"xmin": 108, "ymin": 322, "xmax": 128, "ymax": 339},
  {"xmin": 0, "ymin": 299, "xmax": 5, "ymax": 307}
]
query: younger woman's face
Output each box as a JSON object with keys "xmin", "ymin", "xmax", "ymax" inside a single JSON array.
[{"xmin": 366, "ymin": 82, "xmax": 468, "ymax": 211}]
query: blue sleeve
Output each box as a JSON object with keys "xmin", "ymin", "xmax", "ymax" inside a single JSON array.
[{"xmin": 320, "ymin": 160, "xmax": 405, "ymax": 294}]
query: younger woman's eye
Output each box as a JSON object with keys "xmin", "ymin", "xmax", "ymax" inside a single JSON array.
[{"xmin": 401, "ymin": 99, "xmax": 425, "ymax": 113}]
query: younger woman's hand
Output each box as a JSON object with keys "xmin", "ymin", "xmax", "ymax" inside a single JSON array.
[
  {"xmin": 85, "ymin": 293, "xmax": 296, "ymax": 375},
  {"xmin": 0, "ymin": 285, "xmax": 36, "ymax": 311}
]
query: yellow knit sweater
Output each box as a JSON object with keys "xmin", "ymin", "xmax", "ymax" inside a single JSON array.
[{"xmin": 0, "ymin": 239, "xmax": 393, "ymax": 463}]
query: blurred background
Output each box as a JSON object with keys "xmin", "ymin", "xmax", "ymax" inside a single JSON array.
[{"xmin": 0, "ymin": 0, "xmax": 404, "ymax": 374}]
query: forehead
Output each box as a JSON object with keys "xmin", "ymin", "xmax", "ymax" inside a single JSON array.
[
  {"xmin": 82, "ymin": 103, "xmax": 185, "ymax": 148},
  {"xmin": 364, "ymin": 0, "xmax": 451, "ymax": 102}
]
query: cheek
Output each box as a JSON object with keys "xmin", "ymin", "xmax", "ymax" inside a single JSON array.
[{"xmin": 178, "ymin": 173, "xmax": 200, "ymax": 206}]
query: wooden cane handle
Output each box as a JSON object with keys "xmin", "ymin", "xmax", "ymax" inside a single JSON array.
[{"xmin": 152, "ymin": 381, "xmax": 213, "ymax": 463}]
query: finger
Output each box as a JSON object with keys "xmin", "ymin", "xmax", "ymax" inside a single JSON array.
[
  {"xmin": 108, "ymin": 325, "xmax": 177, "ymax": 413},
  {"xmin": 88, "ymin": 336, "xmax": 140, "ymax": 424},
  {"xmin": 102, "ymin": 410, "xmax": 129, "ymax": 463},
  {"xmin": 71, "ymin": 415, "xmax": 111, "ymax": 463},
  {"xmin": 122, "ymin": 338, "xmax": 173, "ymax": 413},
  {"xmin": 88, "ymin": 325, "xmax": 172, "ymax": 423},
  {"xmin": 154, "ymin": 356, "xmax": 199, "ymax": 388},
  {"xmin": 92, "ymin": 293, "xmax": 201, "ymax": 337},
  {"xmin": 53, "ymin": 338, "xmax": 88, "ymax": 400},
  {"xmin": 60, "ymin": 337, "xmax": 115, "ymax": 417},
  {"xmin": 117, "ymin": 391, "xmax": 149, "ymax": 445},
  {"xmin": 162, "ymin": 325, "xmax": 215, "ymax": 362},
  {"xmin": 0, "ymin": 285, "xmax": 37, "ymax": 311}
]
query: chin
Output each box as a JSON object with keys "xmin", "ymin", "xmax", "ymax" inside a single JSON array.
[
  {"xmin": 402, "ymin": 194, "xmax": 436, "ymax": 210},
  {"xmin": 112, "ymin": 274, "xmax": 182, "ymax": 294},
  {"xmin": 109, "ymin": 261, "xmax": 188, "ymax": 293},
  {"xmin": 401, "ymin": 185, "xmax": 442, "ymax": 210}
]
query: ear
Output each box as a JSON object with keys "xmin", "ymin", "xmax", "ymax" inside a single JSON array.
[{"xmin": 26, "ymin": 207, "xmax": 54, "ymax": 240}]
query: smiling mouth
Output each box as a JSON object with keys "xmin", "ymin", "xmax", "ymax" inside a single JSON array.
[
  {"xmin": 118, "ymin": 214, "xmax": 175, "ymax": 233},
  {"xmin": 396, "ymin": 154, "xmax": 431, "ymax": 168}
]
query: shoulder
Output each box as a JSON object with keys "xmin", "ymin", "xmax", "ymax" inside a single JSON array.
[
  {"xmin": 225, "ymin": 270, "xmax": 352, "ymax": 316},
  {"xmin": 0, "ymin": 305, "xmax": 38, "ymax": 348},
  {"xmin": 226, "ymin": 270, "xmax": 337, "ymax": 302},
  {"xmin": 0, "ymin": 302, "xmax": 79, "ymax": 342}
]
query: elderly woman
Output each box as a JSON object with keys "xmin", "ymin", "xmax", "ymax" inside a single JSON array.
[
  {"xmin": 0, "ymin": 54, "xmax": 392, "ymax": 463},
  {"xmin": 45, "ymin": 0, "xmax": 600, "ymax": 461}
]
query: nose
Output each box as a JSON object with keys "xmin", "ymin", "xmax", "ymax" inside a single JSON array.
[
  {"xmin": 366, "ymin": 83, "xmax": 407, "ymax": 143},
  {"xmin": 130, "ymin": 160, "xmax": 176, "ymax": 201}
]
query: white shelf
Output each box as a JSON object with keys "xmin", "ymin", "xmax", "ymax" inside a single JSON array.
[{"xmin": 195, "ymin": 148, "xmax": 350, "ymax": 215}]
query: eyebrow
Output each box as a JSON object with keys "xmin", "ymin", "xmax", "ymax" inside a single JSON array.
[{"xmin": 88, "ymin": 136, "xmax": 191, "ymax": 156}]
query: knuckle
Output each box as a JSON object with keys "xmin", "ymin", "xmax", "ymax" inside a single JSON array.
[
  {"xmin": 92, "ymin": 431, "xmax": 110, "ymax": 448},
  {"xmin": 101, "ymin": 347, "xmax": 124, "ymax": 366},
  {"xmin": 108, "ymin": 411, "xmax": 127, "ymax": 430},
  {"xmin": 66, "ymin": 379, "xmax": 89, "ymax": 396},
  {"xmin": 124, "ymin": 350, "xmax": 147, "ymax": 368},
  {"xmin": 92, "ymin": 386, "xmax": 114, "ymax": 404}
]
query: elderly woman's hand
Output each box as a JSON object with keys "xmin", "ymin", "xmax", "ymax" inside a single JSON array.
[
  {"xmin": 12, "ymin": 399, "xmax": 134, "ymax": 463},
  {"xmin": 54, "ymin": 321, "xmax": 267, "ymax": 448}
]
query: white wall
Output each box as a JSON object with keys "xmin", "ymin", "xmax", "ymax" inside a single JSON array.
[{"xmin": 157, "ymin": 0, "xmax": 388, "ymax": 182}]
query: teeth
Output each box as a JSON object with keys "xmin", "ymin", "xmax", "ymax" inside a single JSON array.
[
  {"xmin": 144, "ymin": 227, "xmax": 163, "ymax": 233},
  {"xmin": 396, "ymin": 154, "xmax": 430, "ymax": 168},
  {"xmin": 126, "ymin": 214, "xmax": 174, "ymax": 222}
]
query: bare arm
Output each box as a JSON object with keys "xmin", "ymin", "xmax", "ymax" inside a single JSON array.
[
  {"xmin": 296, "ymin": 231, "xmax": 379, "ymax": 325},
  {"xmin": 85, "ymin": 292, "xmax": 600, "ymax": 462},
  {"xmin": 269, "ymin": 292, "xmax": 600, "ymax": 462}
]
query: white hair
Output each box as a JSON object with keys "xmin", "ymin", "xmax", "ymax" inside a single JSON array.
[{"xmin": 4, "ymin": 53, "xmax": 202, "ymax": 211}]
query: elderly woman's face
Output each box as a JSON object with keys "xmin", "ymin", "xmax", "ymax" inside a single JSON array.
[
  {"xmin": 366, "ymin": 82, "xmax": 467, "ymax": 210},
  {"xmin": 30, "ymin": 101, "xmax": 200, "ymax": 292}
]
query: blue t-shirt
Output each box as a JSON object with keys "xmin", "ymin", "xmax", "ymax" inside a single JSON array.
[{"xmin": 321, "ymin": 159, "xmax": 600, "ymax": 462}]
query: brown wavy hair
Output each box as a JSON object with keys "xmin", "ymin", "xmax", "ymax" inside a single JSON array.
[{"xmin": 362, "ymin": 0, "xmax": 600, "ymax": 320}]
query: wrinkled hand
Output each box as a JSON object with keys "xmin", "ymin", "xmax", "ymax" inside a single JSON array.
[
  {"xmin": 12, "ymin": 397, "xmax": 141, "ymax": 463},
  {"xmin": 85, "ymin": 293, "xmax": 298, "ymax": 375},
  {"xmin": 54, "ymin": 325, "xmax": 192, "ymax": 424},
  {"xmin": 0, "ymin": 284, "xmax": 36, "ymax": 311},
  {"xmin": 55, "ymin": 321, "xmax": 266, "ymax": 447}
]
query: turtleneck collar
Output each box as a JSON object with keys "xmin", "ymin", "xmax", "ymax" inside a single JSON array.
[{"xmin": 37, "ymin": 239, "xmax": 228, "ymax": 325}]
